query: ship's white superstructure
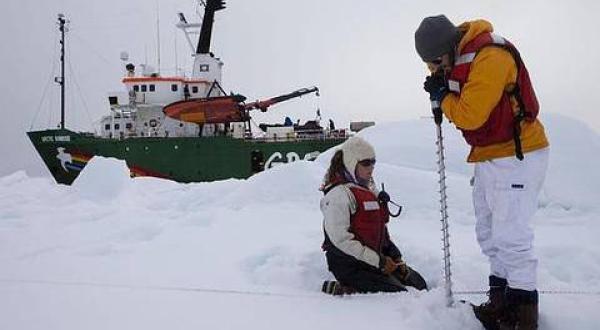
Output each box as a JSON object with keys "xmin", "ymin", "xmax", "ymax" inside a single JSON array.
[
  {"xmin": 97, "ymin": 0, "xmax": 347, "ymax": 142},
  {"xmin": 100, "ymin": 4, "xmax": 226, "ymax": 140}
]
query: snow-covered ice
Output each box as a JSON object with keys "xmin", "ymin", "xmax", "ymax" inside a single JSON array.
[{"xmin": 1, "ymin": 114, "xmax": 599, "ymax": 329}]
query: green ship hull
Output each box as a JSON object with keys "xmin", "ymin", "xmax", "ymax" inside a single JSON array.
[{"xmin": 28, "ymin": 129, "xmax": 345, "ymax": 185}]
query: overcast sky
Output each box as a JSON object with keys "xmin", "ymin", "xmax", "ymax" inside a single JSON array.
[{"xmin": 1, "ymin": 0, "xmax": 599, "ymax": 177}]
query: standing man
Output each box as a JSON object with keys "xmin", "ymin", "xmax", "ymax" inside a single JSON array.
[{"xmin": 414, "ymin": 16, "xmax": 549, "ymax": 330}]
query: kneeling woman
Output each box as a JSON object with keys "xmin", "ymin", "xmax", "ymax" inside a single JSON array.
[{"xmin": 320, "ymin": 136, "xmax": 427, "ymax": 294}]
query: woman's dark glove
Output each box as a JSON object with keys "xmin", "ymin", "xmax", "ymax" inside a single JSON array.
[
  {"xmin": 380, "ymin": 256, "xmax": 399, "ymax": 275},
  {"xmin": 392, "ymin": 258, "xmax": 410, "ymax": 280},
  {"xmin": 378, "ymin": 190, "xmax": 391, "ymax": 204}
]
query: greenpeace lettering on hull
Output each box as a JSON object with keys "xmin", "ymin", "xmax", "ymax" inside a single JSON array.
[{"xmin": 265, "ymin": 151, "xmax": 320, "ymax": 168}]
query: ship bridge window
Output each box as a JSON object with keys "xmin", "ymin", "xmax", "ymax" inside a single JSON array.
[
  {"xmin": 141, "ymin": 85, "xmax": 147, "ymax": 92},
  {"xmin": 199, "ymin": 64, "xmax": 209, "ymax": 72},
  {"xmin": 171, "ymin": 84, "xmax": 178, "ymax": 92},
  {"xmin": 125, "ymin": 123, "xmax": 133, "ymax": 129},
  {"xmin": 104, "ymin": 124, "xmax": 110, "ymax": 130},
  {"xmin": 192, "ymin": 86, "xmax": 198, "ymax": 93},
  {"xmin": 133, "ymin": 85, "xmax": 139, "ymax": 92},
  {"xmin": 149, "ymin": 84, "xmax": 155, "ymax": 92},
  {"xmin": 108, "ymin": 96, "xmax": 118, "ymax": 105}
]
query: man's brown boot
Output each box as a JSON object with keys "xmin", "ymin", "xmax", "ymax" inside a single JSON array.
[
  {"xmin": 498, "ymin": 287, "xmax": 538, "ymax": 330},
  {"xmin": 473, "ymin": 275, "xmax": 507, "ymax": 330}
]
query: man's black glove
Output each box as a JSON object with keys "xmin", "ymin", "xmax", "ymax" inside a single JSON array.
[
  {"xmin": 423, "ymin": 74, "xmax": 448, "ymax": 102},
  {"xmin": 423, "ymin": 74, "xmax": 448, "ymax": 125}
]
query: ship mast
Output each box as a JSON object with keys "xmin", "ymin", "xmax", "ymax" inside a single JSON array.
[
  {"xmin": 57, "ymin": 14, "xmax": 68, "ymax": 130},
  {"xmin": 196, "ymin": 0, "xmax": 226, "ymax": 54}
]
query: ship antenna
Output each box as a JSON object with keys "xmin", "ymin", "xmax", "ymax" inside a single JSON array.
[
  {"xmin": 174, "ymin": 28, "xmax": 179, "ymax": 76},
  {"xmin": 196, "ymin": 0, "xmax": 226, "ymax": 54},
  {"xmin": 156, "ymin": 1, "xmax": 161, "ymax": 75},
  {"xmin": 56, "ymin": 14, "xmax": 69, "ymax": 130}
]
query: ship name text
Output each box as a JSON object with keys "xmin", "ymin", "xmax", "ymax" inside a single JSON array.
[{"xmin": 41, "ymin": 135, "xmax": 71, "ymax": 143}]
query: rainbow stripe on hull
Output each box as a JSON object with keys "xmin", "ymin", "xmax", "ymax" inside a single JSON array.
[{"xmin": 64, "ymin": 151, "xmax": 93, "ymax": 172}]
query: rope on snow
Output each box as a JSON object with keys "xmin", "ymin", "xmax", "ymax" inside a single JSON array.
[{"xmin": 3, "ymin": 279, "xmax": 598, "ymax": 298}]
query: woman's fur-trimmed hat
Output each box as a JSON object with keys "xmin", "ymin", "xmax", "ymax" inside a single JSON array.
[{"xmin": 341, "ymin": 136, "xmax": 375, "ymax": 173}]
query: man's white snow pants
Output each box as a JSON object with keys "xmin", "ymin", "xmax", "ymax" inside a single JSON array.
[{"xmin": 473, "ymin": 148, "xmax": 549, "ymax": 291}]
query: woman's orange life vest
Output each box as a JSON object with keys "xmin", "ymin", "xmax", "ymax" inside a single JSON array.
[{"xmin": 447, "ymin": 32, "xmax": 539, "ymax": 152}]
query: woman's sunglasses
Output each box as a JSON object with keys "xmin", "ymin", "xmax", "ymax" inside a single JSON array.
[
  {"xmin": 358, "ymin": 158, "xmax": 376, "ymax": 167},
  {"xmin": 429, "ymin": 58, "xmax": 443, "ymax": 65}
]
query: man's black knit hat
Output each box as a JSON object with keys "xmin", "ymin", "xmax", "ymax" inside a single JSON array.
[{"xmin": 415, "ymin": 15, "xmax": 460, "ymax": 62}]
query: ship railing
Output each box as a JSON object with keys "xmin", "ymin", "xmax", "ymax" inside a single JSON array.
[
  {"xmin": 93, "ymin": 129, "xmax": 349, "ymax": 141},
  {"xmin": 245, "ymin": 129, "xmax": 348, "ymax": 143}
]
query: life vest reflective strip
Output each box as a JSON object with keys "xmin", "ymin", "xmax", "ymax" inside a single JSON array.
[{"xmin": 448, "ymin": 32, "xmax": 539, "ymax": 160}]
